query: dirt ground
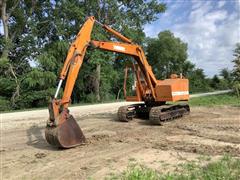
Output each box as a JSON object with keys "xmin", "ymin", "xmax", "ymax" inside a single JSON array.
[{"xmin": 1, "ymin": 104, "xmax": 240, "ymax": 179}]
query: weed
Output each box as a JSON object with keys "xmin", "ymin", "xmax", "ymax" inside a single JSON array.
[{"xmin": 108, "ymin": 155, "xmax": 240, "ymax": 180}]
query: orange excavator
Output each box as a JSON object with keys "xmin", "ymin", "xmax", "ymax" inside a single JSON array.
[{"xmin": 45, "ymin": 16, "xmax": 190, "ymax": 148}]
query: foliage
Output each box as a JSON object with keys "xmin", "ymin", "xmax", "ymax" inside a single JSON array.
[
  {"xmin": 232, "ymin": 43, "xmax": 240, "ymax": 81},
  {"xmin": 189, "ymin": 93, "xmax": 240, "ymax": 107},
  {"xmin": 209, "ymin": 74, "xmax": 231, "ymax": 90},
  {"xmin": 146, "ymin": 31, "xmax": 188, "ymax": 79},
  {"xmin": 220, "ymin": 68, "xmax": 233, "ymax": 85},
  {"xmin": 108, "ymin": 155, "xmax": 240, "ymax": 180},
  {"xmin": 232, "ymin": 43, "xmax": 240, "ymax": 96},
  {"xmin": 0, "ymin": 96, "xmax": 11, "ymax": 111},
  {"xmin": 188, "ymin": 68, "xmax": 213, "ymax": 93},
  {"xmin": 0, "ymin": 0, "xmax": 166, "ymax": 110}
]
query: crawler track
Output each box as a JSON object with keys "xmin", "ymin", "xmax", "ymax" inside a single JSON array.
[
  {"xmin": 117, "ymin": 103, "xmax": 190, "ymax": 124},
  {"xmin": 117, "ymin": 105, "xmax": 136, "ymax": 122},
  {"xmin": 149, "ymin": 104, "xmax": 190, "ymax": 125}
]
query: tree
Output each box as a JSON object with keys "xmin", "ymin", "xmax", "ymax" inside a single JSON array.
[
  {"xmin": 43, "ymin": 0, "xmax": 166, "ymax": 103},
  {"xmin": 219, "ymin": 68, "xmax": 233, "ymax": 89},
  {"xmin": 0, "ymin": 0, "xmax": 37, "ymax": 108},
  {"xmin": 0, "ymin": 0, "xmax": 167, "ymax": 110},
  {"xmin": 232, "ymin": 43, "xmax": 240, "ymax": 96},
  {"xmin": 188, "ymin": 68, "xmax": 212, "ymax": 93},
  {"xmin": 220, "ymin": 68, "xmax": 232, "ymax": 82},
  {"xmin": 210, "ymin": 75, "xmax": 221, "ymax": 89},
  {"xmin": 232, "ymin": 43, "xmax": 240, "ymax": 81},
  {"xmin": 15, "ymin": 41, "xmax": 67, "ymax": 108},
  {"xmin": 146, "ymin": 31, "xmax": 188, "ymax": 79}
]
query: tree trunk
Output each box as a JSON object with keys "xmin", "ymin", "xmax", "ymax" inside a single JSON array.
[
  {"xmin": 9, "ymin": 64, "xmax": 20, "ymax": 107},
  {"xmin": 1, "ymin": 0, "xmax": 20, "ymax": 59},
  {"xmin": 1, "ymin": 0, "xmax": 8, "ymax": 39},
  {"xmin": 1, "ymin": 0, "xmax": 9, "ymax": 58},
  {"xmin": 95, "ymin": 64, "xmax": 101, "ymax": 101},
  {"xmin": 116, "ymin": 88, "xmax": 122, "ymax": 101}
]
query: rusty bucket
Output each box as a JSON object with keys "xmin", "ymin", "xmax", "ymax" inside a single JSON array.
[{"xmin": 45, "ymin": 111, "xmax": 86, "ymax": 148}]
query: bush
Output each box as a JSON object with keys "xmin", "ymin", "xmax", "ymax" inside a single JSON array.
[
  {"xmin": 85, "ymin": 93, "xmax": 98, "ymax": 103},
  {"xmin": 0, "ymin": 96, "xmax": 11, "ymax": 111}
]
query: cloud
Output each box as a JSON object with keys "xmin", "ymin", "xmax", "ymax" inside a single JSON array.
[
  {"xmin": 144, "ymin": 0, "xmax": 240, "ymax": 77},
  {"xmin": 218, "ymin": 1, "xmax": 226, "ymax": 8},
  {"xmin": 173, "ymin": 0, "xmax": 238, "ymax": 76}
]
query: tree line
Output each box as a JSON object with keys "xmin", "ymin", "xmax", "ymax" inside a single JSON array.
[{"xmin": 0, "ymin": 0, "xmax": 239, "ymax": 111}]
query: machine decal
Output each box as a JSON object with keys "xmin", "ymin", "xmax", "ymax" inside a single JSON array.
[
  {"xmin": 172, "ymin": 91, "xmax": 189, "ymax": 96},
  {"xmin": 113, "ymin": 45, "xmax": 126, "ymax": 51}
]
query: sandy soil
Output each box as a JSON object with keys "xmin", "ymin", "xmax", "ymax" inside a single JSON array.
[{"xmin": 1, "ymin": 104, "xmax": 240, "ymax": 179}]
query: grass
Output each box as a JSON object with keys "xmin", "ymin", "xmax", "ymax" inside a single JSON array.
[
  {"xmin": 108, "ymin": 156, "xmax": 240, "ymax": 180},
  {"xmin": 189, "ymin": 93, "xmax": 240, "ymax": 107}
]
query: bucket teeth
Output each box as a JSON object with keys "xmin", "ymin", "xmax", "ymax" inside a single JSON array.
[{"xmin": 45, "ymin": 115, "xmax": 86, "ymax": 148}]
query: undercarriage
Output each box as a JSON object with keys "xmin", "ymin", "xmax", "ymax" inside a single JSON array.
[{"xmin": 117, "ymin": 103, "xmax": 190, "ymax": 125}]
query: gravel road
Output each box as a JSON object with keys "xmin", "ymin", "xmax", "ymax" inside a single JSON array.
[{"xmin": 1, "ymin": 90, "xmax": 232, "ymax": 122}]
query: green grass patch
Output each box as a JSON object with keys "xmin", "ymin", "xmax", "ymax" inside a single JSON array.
[
  {"xmin": 107, "ymin": 156, "xmax": 240, "ymax": 180},
  {"xmin": 189, "ymin": 93, "xmax": 240, "ymax": 107},
  {"xmin": 108, "ymin": 164, "xmax": 161, "ymax": 180}
]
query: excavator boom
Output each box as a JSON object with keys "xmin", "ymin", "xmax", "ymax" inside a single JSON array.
[{"xmin": 45, "ymin": 16, "xmax": 190, "ymax": 148}]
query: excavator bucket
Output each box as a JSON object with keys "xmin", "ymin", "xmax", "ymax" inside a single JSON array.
[{"xmin": 45, "ymin": 107, "xmax": 86, "ymax": 148}]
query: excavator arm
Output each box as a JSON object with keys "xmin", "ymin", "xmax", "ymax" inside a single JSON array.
[
  {"xmin": 46, "ymin": 17, "xmax": 95, "ymax": 148},
  {"xmin": 46, "ymin": 16, "xmax": 157, "ymax": 148},
  {"xmin": 54, "ymin": 17, "xmax": 156, "ymax": 108}
]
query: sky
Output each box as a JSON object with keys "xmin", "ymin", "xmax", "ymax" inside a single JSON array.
[{"xmin": 144, "ymin": 0, "xmax": 240, "ymax": 77}]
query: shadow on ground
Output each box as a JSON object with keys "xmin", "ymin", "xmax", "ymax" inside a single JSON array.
[{"xmin": 26, "ymin": 125, "xmax": 59, "ymax": 151}]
